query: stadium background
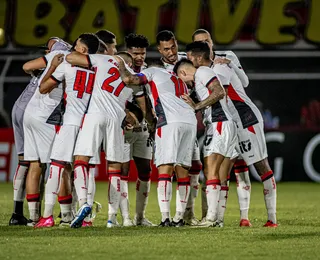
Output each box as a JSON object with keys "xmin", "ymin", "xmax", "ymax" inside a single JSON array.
[{"xmin": 0, "ymin": 0, "xmax": 319, "ymax": 182}]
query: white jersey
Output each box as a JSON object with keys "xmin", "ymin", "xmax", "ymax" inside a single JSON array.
[
  {"xmin": 194, "ymin": 66, "xmax": 233, "ymax": 125},
  {"xmin": 25, "ymin": 50, "xmax": 69, "ymax": 124},
  {"xmin": 141, "ymin": 67, "xmax": 197, "ymax": 127},
  {"xmin": 215, "ymin": 50, "xmax": 249, "ymax": 88},
  {"xmin": 86, "ymin": 54, "xmax": 133, "ymax": 120},
  {"xmin": 161, "ymin": 52, "xmax": 187, "ymax": 73},
  {"xmin": 209, "ymin": 63, "xmax": 263, "ymax": 129},
  {"xmin": 51, "ymin": 58, "xmax": 95, "ymax": 126}
]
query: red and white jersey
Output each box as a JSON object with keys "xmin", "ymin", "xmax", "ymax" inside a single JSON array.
[
  {"xmin": 194, "ymin": 66, "xmax": 233, "ymax": 125},
  {"xmin": 25, "ymin": 50, "xmax": 69, "ymax": 124},
  {"xmin": 86, "ymin": 54, "xmax": 133, "ymax": 120},
  {"xmin": 142, "ymin": 67, "xmax": 197, "ymax": 127},
  {"xmin": 162, "ymin": 52, "xmax": 187, "ymax": 73},
  {"xmin": 209, "ymin": 63, "xmax": 263, "ymax": 128},
  {"xmin": 51, "ymin": 59, "xmax": 96, "ymax": 126}
]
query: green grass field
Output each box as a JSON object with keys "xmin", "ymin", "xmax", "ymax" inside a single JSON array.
[{"xmin": 0, "ymin": 182, "xmax": 320, "ymax": 260}]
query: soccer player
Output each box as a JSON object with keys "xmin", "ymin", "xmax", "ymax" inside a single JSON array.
[
  {"xmin": 192, "ymin": 29, "xmax": 252, "ymax": 225},
  {"xmin": 118, "ymin": 33, "xmax": 155, "ymax": 227},
  {"xmin": 183, "ymin": 41, "xmax": 277, "ymax": 227},
  {"xmin": 34, "ymin": 33, "xmax": 100, "ymax": 228},
  {"xmin": 156, "ymin": 30, "xmax": 202, "ymax": 225},
  {"xmin": 21, "ymin": 39, "xmax": 71, "ymax": 226},
  {"xmin": 96, "ymin": 30, "xmax": 117, "ymax": 55},
  {"xmin": 65, "ymin": 51, "xmax": 134, "ymax": 228},
  {"xmin": 116, "ymin": 57, "xmax": 197, "ymax": 227},
  {"xmin": 174, "ymin": 56, "xmax": 237, "ymax": 227}
]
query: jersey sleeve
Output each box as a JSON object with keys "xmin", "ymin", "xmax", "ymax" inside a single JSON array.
[
  {"xmin": 225, "ymin": 51, "xmax": 249, "ymax": 88},
  {"xmin": 87, "ymin": 54, "xmax": 100, "ymax": 67},
  {"xmin": 141, "ymin": 68, "xmax": 154, "ymax": 82},
  {"xmin": 196, "ymin": 67, "xmax": 218, "ymax": 89},
  {"xmin": 214, "ymin": 64, "xmax": 231, "ymax": 87},
  {"xmin": 51, "ymin": 62, "xmax": 66, "ymax": 83}
]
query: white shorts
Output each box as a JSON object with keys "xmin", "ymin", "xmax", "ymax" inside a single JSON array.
[
  {"xmin": 123, "ymin": 128, "xmax": 153, "ymax": 162},
  {"xmin": 74, "ymin": 113, "xmax": 124, "ymax": 163},
  {"xmin": 154, "ymin": 122, "xmax": 196, "ymax": 168},
  {"xmin": 23, "ymin": 112, "xmax": 56, "ymax": 163},
  {"xmin": 203, "ymin": 121, "xmax": 237, "ymax": 158},
  {"xmin": 50, "ymin": 124, "xmax": 79, "ymax": 162},
  {"xmin": 192, "ymin": 140, "xmax": 201, "ymax": 161},
  {"xmin": 236, "ymin": 121, "xmax": 268, "ymax": 165}
]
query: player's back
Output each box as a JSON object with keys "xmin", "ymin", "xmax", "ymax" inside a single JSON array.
[
  {"xmin": 25, "ymin": 50, "xmax": 69, "ymax": 123},
  {"xmin": 143, "ymin": 67, "xmax": 197, "ymax": 127},
  {"xmin": 86, "ymin": 54, "xmax": 132, "ymax": 120},
  {"xmin": 15, "ymin": 76, "xmax": 39, "ymax": 110}
]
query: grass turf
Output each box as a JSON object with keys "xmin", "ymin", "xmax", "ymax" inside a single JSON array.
[{"xmin": 0, "ymin": 182, "xmax": 319, "ymax": 260}]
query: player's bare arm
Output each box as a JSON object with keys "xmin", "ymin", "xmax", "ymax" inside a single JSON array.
[
  {"xmin": 115, "ymin": 56, "xmax": 147, "ymax": 86},
  {"xmin": 187, "ymin": 78, "xmax": 225, "ymax": 111},
  {"xmin": 39, "ymin": 54, "xmax": 64, "ymax": 94},
  {"xmin": 66, "ymin": 51, "xmax": 89, "ymax": 67},
  {"xmin": 23, "ymin": 57, "xmax": 47, "ymax": 75}
]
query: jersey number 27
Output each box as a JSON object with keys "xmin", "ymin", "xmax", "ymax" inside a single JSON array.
[{"xmin": 101, "ymin": 67, "xmax": 126, "ymax": 97}]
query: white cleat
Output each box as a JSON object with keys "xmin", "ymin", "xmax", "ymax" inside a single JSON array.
[
  {"xmin": 106, "ymin": 220, "xmax": 121, "ymax": 228},
  {"xmin": 214, "ymin": 221, "xmax": 224, "ymax": 228},
  {"xmin": 197, "ymin": 218, "xmax": 216, "ymax": 227},
  {"xmin": 134, "ymin": 217, "xmax": 156, "ymax": 227},
  {"xmin": 122, "ymin": 217, "xmax": 135, "ymax": 227}
]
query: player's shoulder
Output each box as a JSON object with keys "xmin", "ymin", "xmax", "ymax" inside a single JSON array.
[
  {"xmin": 177, "ymin": 52, "xmax": 187, "ymax": 61},
  {"xmin": 215, "ymin": 50, "xmax": 239, "ymax": 62}
]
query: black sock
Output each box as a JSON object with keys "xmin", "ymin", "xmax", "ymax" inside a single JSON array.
[{"xmin": 14, "ymin": 201, "xmax": 24, "ymax": 216}]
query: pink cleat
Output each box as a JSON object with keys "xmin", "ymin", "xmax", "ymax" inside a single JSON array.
[
  {"xmin": 264, "ymin": 220, "xmax": 278, "ymax": 227},
  {"xmin": 82, "ymin": 221, "xmax": 93, "ymax": 227},
  {"xmin": 34, "ymin": 216, "xmax": 54, "ymax": 228},
  {"xmin": 240, "ymin": 219, "xmax": 252, "ymax": 227}
]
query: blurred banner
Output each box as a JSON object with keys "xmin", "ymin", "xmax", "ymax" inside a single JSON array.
[
  {"xmin": 1, "ymin": 128, "xmax": 319, "ymax": 182},
  {"xmin": 0, "ymin": 0, "xmax": 318, "ymax": 48}
]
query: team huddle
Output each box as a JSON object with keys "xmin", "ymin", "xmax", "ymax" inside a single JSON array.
[{"xmin": 9, "ymin": 29, "xmax": 277, "ymax": 228}]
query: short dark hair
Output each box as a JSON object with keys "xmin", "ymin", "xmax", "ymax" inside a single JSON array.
[
  {"xmin": 125, "ymin": 33, "xmax": 149, "ymax": 49},
  {"xmin": 186, "ymin": 41, "xmax": 210, "ymax": 60},
  {"xmin": 173, "ymin": 58, "xmax": 194, "ymax": 75},
  {"xmin": 156, "ymin": 30, "xmax": 175, "ymax": 45},
  {"xmin": 78, "ymin": 33, "xmax": 100, "ymax": 54},
  {"xmin": 96, "ymin": 30, "xmax": 116, "ymax": 45},
  {"xmin": 192, "ymin": 29, "xmax": 210, "ymax": 41},
  {"xmin": 117, "ymin": 51, "xmax": 133, "ymax": 65}
]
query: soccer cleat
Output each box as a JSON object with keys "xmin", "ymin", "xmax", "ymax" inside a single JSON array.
[
  {"xmin": 159, "ymin": 218, "xmax": 171, "ymax": 227},
  {"xmin": 264, "ymin": 220, "xmax": 278, "ymax": 227},
  {"xmin": 9, "ymin": 213, "xmax": 28, "ymax": 226},
  {"xmin": 122, "ymin": 217, "xmax": 134, "ymax": 227},
  {"xmin": 106, "ymin": 220, "xmax": 120, "ymax": 228},
  {"xmin": 59, "ymin": 220, "xmax": 71, "ymax": 228},
  {"xmin": 240, "ymin": 219, "xmax": 252, "ymax": 227},
  {"xmin": 184, "ymin": 209, "xmax": 199, "ymax": 226},
  {"xmin": 70, "ymin": 203, "xmax": 92, "ymax": 228},
  {"xmin": 134, "ymin": 217, "xmax": 156, "ymax": 227},
  {"xmin": 172, "ymin": 219, "xmax": 185, "ymax": 227},
  {"xmin": 82, "ymin": 220, "xmax": 93, "ymax": 227},
  {"xmin": 26, "ymin": 219, "xmax": 38, "ymax": 227},
  {"xmin": 214, "ymin": 221, "xmax": 224, "ymax": 228},
  {"xmin": 34, "ymin": 216, "xmax": 55, "ymax": 228},
  {"xmin": 197, "ymin": 218, "xmax": 216, "ymax": 227}
]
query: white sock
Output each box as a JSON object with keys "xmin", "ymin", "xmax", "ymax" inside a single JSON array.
[
  {"xmin": 13, "ymin": 161, "xmax": 29, "ymax": 202},
  {"xmin": 185, "ymin": 174, "xmax": 199, "ymax": 216},
  {"xmin": 71, "ymin": 183, "xmax": 78, "ymax": 217},
  {"xmin": 74, "ymin": 160, "xmax": 89, "ymax": 207},
  {"xmin": 120, "ymin": 176, "xmax": 130, "ymax": 219},
  {"xmin": 157, "ymin": 174, "xmax": 172, "ymax": 222},
  {"xmin": 201, "ymin": 180, "xmax": 208, "ymax": 219},
  {"xmin": 26, "ymin": 193, "xmax": 40, "ymax": 222},
  {"xmin": 108, "ymin": 171, "xmax": 121, "ymax": 216},
  {"xmin": 58, "ymin": 195, "xmax": 73, "ymax": 222},
  {"xmin": 87, "ymin": 165, "xmax": 96, "ymax": 206},
  {"xmin": 206, "ymin": 179, "xmax": 221, "ymax": 221},
  {"xmin": 261, "ymin": 171, "xmax": 277, "ymax": 223},
  {"xmin": 174, "ymin": 177, "xmax": 191, "ymax": 222},
  {"xmin": 217, "ymin": 185, "xmax": 229, "ymax": 222},
  {"xmin": 235, "ymin": 172, "xmax": 251, "ymax": 220},
  {"xmin": 135, "ymin": 178, "xmax": 150, "ymax": 219},
  {"xmin": 43, "ymin": 162, "xmax": 64, "ymax": 218}
]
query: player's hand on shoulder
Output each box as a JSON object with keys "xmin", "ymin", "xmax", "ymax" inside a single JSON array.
[
  {"xmin": 214, "ymin": 57, "xmax": 230, "ymax": 65},
  {"xmin": 52, "ymin": 54, "xmax": 64, "ymax": 67}
]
